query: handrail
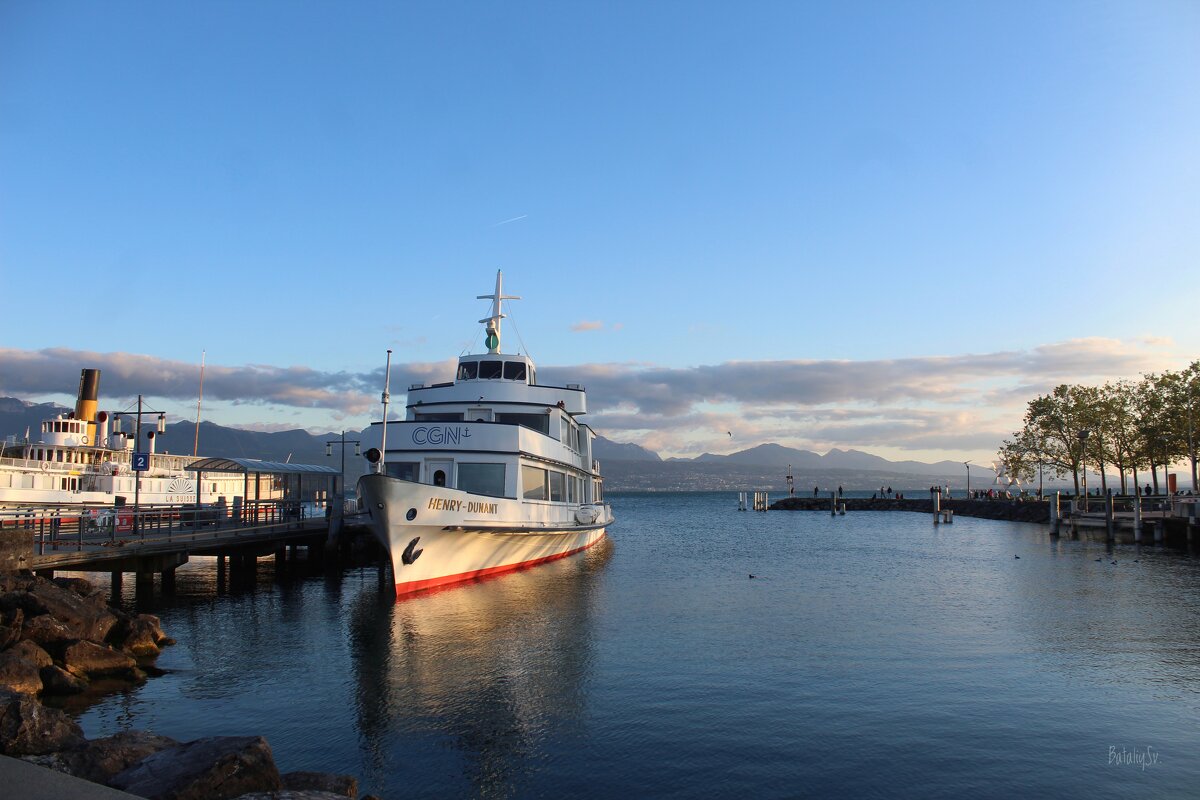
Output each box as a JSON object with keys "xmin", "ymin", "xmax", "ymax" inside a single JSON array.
[{"xmin": 2, "ymin": 499, "xmax": 327, "ymax": 559}]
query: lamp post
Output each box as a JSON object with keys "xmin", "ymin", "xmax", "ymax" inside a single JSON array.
[
  {"xmin": 325, "ymin": 431, "xmax": 362, "ymax": 504},
  {"xmin": 1078, "ymin": 429, "xmax": 1090, "ymax": 513},
  {"xmin": 113, "ymin": 396, "xmax": 166, "ymax": 538},
  {"xmin": 964, "ymin": 462, "xmax": 970, "ymax": 499}
]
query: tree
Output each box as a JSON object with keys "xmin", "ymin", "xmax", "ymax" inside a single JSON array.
[
  {"xmin": 1100, "ymin": 380, "xmax": 1139, "ymax": 494},
  {"xmin": 1017, "ymin": 384, "xmax": 1094, "ymax": 495}
]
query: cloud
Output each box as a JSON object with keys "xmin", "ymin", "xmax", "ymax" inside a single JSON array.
[
  {"xmin": 0, "ymin": 336, "xmax": 1180, "ymax": 460},
  {"xmin": 570, "ymin": 321, "xmax": 605, "ymax": 332}
]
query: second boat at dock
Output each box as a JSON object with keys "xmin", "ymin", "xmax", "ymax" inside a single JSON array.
[{"xmin": 357, "ymin": 271, "xmax": 614, "ymax": 597}]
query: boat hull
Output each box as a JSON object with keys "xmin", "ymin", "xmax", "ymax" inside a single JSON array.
[{"xmin": 357, "ymin": 473, "xmax": 609, "ymax": 597}]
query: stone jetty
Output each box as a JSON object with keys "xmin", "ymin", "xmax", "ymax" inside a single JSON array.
[
  {"xmin": 770, "ymin": 496, "xmax": 1052, "ymax": 523},
  {"xmin": 0, "ymin": 571, "xmax": 376, "ymax": 800}
]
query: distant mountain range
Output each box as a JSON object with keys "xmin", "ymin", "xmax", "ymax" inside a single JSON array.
[
  {"xmin": 591, "ymin": 438, "xmax": 994, "ymax": 492},
  {"xmin": 2, "ymin": 396, "xmax": 1000, "ymax": 492}
]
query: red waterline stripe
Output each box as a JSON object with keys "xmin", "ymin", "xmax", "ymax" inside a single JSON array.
[{"xmin": 394, "ymin": 534, "xmax": 605, "ymax": 598}]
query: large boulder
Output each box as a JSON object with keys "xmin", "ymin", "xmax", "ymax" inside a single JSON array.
[
  {"xmin": 0, "ymin": 574, "xmax": 35, "ymax": 594},
  {"xmin": 9, "ymin": 640, "xmax": 53, "ymax": 669},
  {"xmin": 28, "ymin": 729, "xmax": 181, "ymax": 784},
  {"xmin": 0, "ymin": 608, "xmax": 21, "ymax": 651},
  {"xmin": 39, "ymin": 664, "xmax": 87, "ymax": 695},
  {"xmin": 61, "ymin": 640, "xmax": 142, "ymax": 681},
  {"xmin": 0, "ymin": 589, "xmax": 46, "ymax": 618},
  {"xmin": 20, "ymin": 614, "xmax": 76, "ymax": 653},
  {"xmin": 110, "ymin": 735, "xmax": 283, "ymax": 800},
  {"xmin": 0, "ymin": 649, "xmax": 43, "ymax": 694},
  {"xmin": 116, "ymin": 613, "xmax": 173, "ymax": 656},
  {"xmin": 281, "ymin": 771, "xmax": 358, "ymax": 797},
  {"xmin": 28, "ymin": 575, "xmax": 119, "ymax": 643},
  {"xmin": 232, "ymin": 792, "xmax": 351, "ymax": 800},
  {"xmin": 0, "ymin": 687, "xmax": 84, "ymax": 755}
]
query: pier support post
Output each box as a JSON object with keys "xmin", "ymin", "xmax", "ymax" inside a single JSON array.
[
  {"xmin": 932, "ymin": 491, "xmax": 941, "ymax": 525},
  {"xmin": 1133, "ymin": 493, "xmax": 1142, "ymax": 542},
  {"xmin": 1154, "ymin": 520, "xmax": 1163, "ymax": 543},
  {"xmin": 1105, "ymin": 494, "xmax": 1114, "ymax": 542},
  {"xmin": 830, "ymin": 492, "xmax": 836, "ymax": 517},
  {"xmin": 161, "ymin": 567, "xmax": 176, "ymax": 594},
  {"xmin": 111, "ymin": 571, "xmax": 123, "ymax": 600},
  {"xmin": 134, "ymin": 570, "xmax": 153, "ymax": 598},
  {"xmin": 1050, "ymin": 492, "xmax": 1060, "ymax": 536}
]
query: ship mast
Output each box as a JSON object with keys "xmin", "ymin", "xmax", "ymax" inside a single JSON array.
[
  {"xmin": 193, "ymin": 350, "xmax": 205, "ymax": 457},
  {"xmin": 477, "ymin": 270, "xmax": 521, "ymax": 354}
]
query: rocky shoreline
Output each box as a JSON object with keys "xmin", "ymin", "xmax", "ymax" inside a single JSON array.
[{"xmin": 0, "ymin": 572, "xmax": 375, "ymax": 800}]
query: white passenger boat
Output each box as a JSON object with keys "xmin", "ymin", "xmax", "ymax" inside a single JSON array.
[
  {"xmin": 0, "ymin": 369, "xmax": 253, "ymax": 507},
  {"xmin": 357, "ymin": 272, "xmax": 614, "ymax": 597}
]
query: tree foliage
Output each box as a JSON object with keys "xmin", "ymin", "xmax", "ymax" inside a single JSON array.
[{"xmin": 999, "ymin": 360, "xmax": 1199, "ymax": 495}]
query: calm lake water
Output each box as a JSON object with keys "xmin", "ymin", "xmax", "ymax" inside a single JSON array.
[{"xmin": 73, "ymin": 492, "xmax": 1200, "ymax": 798}]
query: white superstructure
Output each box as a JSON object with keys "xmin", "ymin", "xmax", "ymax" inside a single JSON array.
[{"xmin": 357, "ymin": 271, "xmax": 614, "ymax": 597}]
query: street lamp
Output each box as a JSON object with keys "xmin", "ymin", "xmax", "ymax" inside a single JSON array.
[
  {"xmin": 112, "ymin": 395, "xmax": 167, "ymax": 538},
  {"xmin": 1078, "ymin": 429, "xmax": 1090, "ymax": 513},
  {"xmin": 325, "ymin": 431, "xmax": 362, "ymax": 503},
  {"xmin": 964, "ymin": 462, "xmax": 971, "ymax": 499}
]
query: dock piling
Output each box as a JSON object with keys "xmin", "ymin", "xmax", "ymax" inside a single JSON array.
[
  {"xmin": 1133, "ymin": 493, "xmax": 1142, "ymax": 542},
  {"xmin": 1105, "ymin": 494, "xmax": 1115, "ymax": 542}
]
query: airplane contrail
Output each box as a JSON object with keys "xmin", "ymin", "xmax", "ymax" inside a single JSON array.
[{"xmin": 490, "ymin": 214, "xmax": 528, "ymax": 227}]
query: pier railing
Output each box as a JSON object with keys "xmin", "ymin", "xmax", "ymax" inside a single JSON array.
[{"xmin": 1, "ymin": 500, "xmax": 324, "ymax": 557}]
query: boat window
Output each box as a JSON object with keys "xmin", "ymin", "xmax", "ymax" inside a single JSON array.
[
  {"xmin": 56, "ymin": 450, "xmax": 64, "ymax": 462},
  {"xmin": 385, "ymin": 462, "xmax": 420, "ymax": 482},
  {"xmin": 415, "ymin": 412, "xmax": 464, "ymax": 422},
  {"xmin": 458, "ymin": 463, "xmax": 506, "ymax": 498},
  {"xmin": 480, "ymin": 360, "xmax": 503, "ymax": 379},
  {"xmin": 567, "ymin": 476, "xmax": 576, "ymax": 503},
  {"xmin": 559, "ymin": 417, "xmax": 569, "ymax": 443},
  {"xmin": 530, "ymin": 368, "xmax": 536, "ymax": 385},
  {"xmin": 521, "ymin": 465, "xmax": 548, "ymax": 500},
  {"xmin": 503, "ymin": 361, "xmax": 526, "ymax": 381},
  {"xmin": 457, "ymin": 362, "xmax": 478, "ymax": 380},
  {"xmin": 496, "ymin": 413, "xmax": 549, "ymax": 435},
  {"xmin": 54, "ymin": 421, "xmax": 61, "ymax": 433},
  {"xmin": 549, "ymin": 471, "xmax": 565, "ymax": 502},
  {"xmin": 433, "ymin": 470, "xmax": 447, "ymax": 487}
]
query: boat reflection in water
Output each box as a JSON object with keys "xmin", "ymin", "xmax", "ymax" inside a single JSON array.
[{"xmin": 347, "ymin": 538, "xmax": 613, "ymax": 797}]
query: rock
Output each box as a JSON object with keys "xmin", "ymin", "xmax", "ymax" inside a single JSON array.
[
  {"xmin": 20, "ymin": 614, "xmax": 75, "ymax": 652},
  {"xmin": 233, "ymin": 792, "xmax": 351, "ymax": 800},
  {"xmin": 28, "ymin": 575, "xmax": 119, "ymax": 643},
  {"xmin": 119, "ymin": 614, "xmax": 170, "ymax": 656},
  {"xmin": 0, "ymin": 589, "xmax": 46, "ymax": 618},
  {"xmin": 0, "ymin": 649, "xmax": 43, "ymax": 694},
  {"xmin": 281, "ymin": 771, "xmax": 358, "ymax": 797},
  {"xmin": 0, "ymin": 687, "xmax": 85, "ymax": 755},
  {"xmin": 52, "ymin": 576, "xmax": 95, "ymax": 597},
  {"xmin": 30, "ymin": 729, "xmax": 182, "ymax": 784},
  {"xmin": 40, "ymin": 664, "xmax": 87, "ymax": 694},
  {"xmin": 62, "ymin": 640, "xmax": 142, "ymax": 681},
  {"xmin": 110, "ymin": 735, "xmax": 283, "ymax": 800},
  {"xmin": 0, "ymin": 573, "xmax": 35, "ymax": 594},
  {"xmin": 0, "ymin": 613, "xmax": 20, "ymax": 651},
  {"xmin": 9, "ymin": 640, "xmax": 53, "ymax": 669}
]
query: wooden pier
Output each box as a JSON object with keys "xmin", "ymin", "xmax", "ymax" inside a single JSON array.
[{"xmin": 0, "ymin": 501, "xmax": 371, "ymax": 594}]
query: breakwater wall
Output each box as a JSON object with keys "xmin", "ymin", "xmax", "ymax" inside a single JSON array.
[{"xmin": 770, "ymin": 496, "xmax": 1051, "ymax": 524}]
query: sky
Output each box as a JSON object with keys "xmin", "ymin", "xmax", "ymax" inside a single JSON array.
[{"xmin": 1, "ymin": 1, "xmax": 1197, "ymax": 465}]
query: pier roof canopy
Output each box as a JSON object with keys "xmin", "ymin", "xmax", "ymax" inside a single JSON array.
[{"xmin": 184, "ymin": 457, "xmax": 339, "ymax": 475}]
